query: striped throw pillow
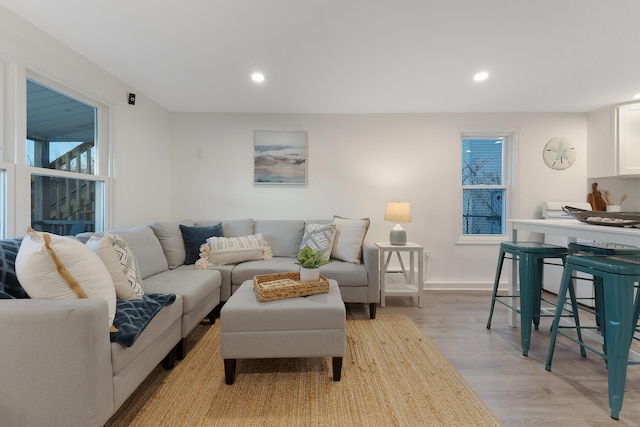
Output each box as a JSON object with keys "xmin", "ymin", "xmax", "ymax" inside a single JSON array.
[{"xmin": 205, "ymin": 233, "xmax": 273, "ymax": 266}]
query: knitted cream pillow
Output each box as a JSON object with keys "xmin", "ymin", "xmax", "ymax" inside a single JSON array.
[{"xmin": 204, "ymin": 233, "xmax": 273, "ymax": 266}]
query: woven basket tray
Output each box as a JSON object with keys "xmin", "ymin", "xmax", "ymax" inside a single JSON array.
[{"xmin": 253, "ymin": 272, "xmax": 330, "ymax": 302}]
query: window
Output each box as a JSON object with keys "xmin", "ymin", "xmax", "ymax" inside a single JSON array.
[
  {"xmin": 26, "ymin": 78, "xmax": 107, "ymax": 235},
  {"xmin": 0, "ymin": 169, "xmax": 5, "ymax": 238},
  {"xmin": 461, "ymin": 134, "xmax": 513, "ymax": 238}
]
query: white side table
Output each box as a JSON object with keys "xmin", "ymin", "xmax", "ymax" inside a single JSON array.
[{"xmin": 375, "ymin": 242, "xmax": 424, "ymax": 308}]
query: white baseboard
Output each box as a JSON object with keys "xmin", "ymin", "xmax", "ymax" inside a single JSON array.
[{"xmin": 384, "ymin": 272, "xmax": 494, "ymax": 292}]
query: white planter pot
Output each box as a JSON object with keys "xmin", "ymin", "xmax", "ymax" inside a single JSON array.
[{"xmin": 299, "ymin": 267, "xmax": 320, "ymax": 282}]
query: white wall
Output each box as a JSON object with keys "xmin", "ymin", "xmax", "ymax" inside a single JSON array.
[
  {"xmin": 0, "ymin": 5, "xmax": 592, "ymax": 287},
  {"xmin": 170, "ymin": 112, "xmax": 588, "ymax": 288},
  {"xmin": 0, "ymin": 5, "xmax": 172, "ymax": 231}
]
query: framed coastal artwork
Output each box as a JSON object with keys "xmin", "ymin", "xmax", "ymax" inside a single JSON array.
[{"xmin": 254, "ymin": 130, "xmax": 308, "ymax": 185}]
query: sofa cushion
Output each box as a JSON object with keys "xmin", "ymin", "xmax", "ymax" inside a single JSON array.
[
  {"xmin": 116, "ymin": 225, "xmax": 169, "ymax": 279},
  {"xmin": 143, "ymin": 269, "xmax": 221, "ymax": 315},
  {"xmin": 86, "ymin": 235, "xmax": 141, "ymax": 300},
  {"xmin": 0, "ymin": 238, "xmax": 28, "ymax": 299},
  {"xmin": 300, "ymin": 222, "xmax": 336, "ymax": 261},
  {"xmin": 231, "ymin": 257, "xmax": 299, "ymax": 285},
  {"xmin": 149, "ymin": 219, "xmax": 194, "ymax": 269},
  {"xmin": 179, "ymin": 223, "xmax": 223, "ymax": 265},
  {"xmin": 110, "ymin": 293, "xmax": 182, "ymax": 375},
  {"xmin": 195, "ymin": 219, "xmax": 254, "ymax": 238},
  {"xmin": 319, "ymin": 260, "xmax": 368, "ymax": 287},
  {"xmin": 331, "ymin": 216, "xmax": 370, "ymax": 264},
  {"xmin": 255, "ymin": 220, "xmax": 304, "ymax": 258},
  {"xmin": 15, "ymin": 228, "xmax": 117, "ymax": 329}
]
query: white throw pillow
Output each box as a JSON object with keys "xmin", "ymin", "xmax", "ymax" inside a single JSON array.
[
  {"xmin": 86, "ymin": 235, "xmax": 141, "ymax": 300},
  {"xmin": 331, "ymin": 216, "xmax": 370, "ymax": 264},
  {"xmin": 205, "ymin": 233, "xmax": 273, "ymax": 266},
  {"xmin": 300, "ymin": 223, "xmax": 336, "ymax": 261},
  {"xmin": 15, "ymin": 228, "xmax": 117, "ymax": 329},
  {"xmin": 102, "ymin": 233, "xmax": 145, "ymax": 298}
]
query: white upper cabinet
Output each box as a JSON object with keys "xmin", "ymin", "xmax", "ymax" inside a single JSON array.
[
  {"xmin": 587, "ymin": 102, "xmax": 640, "ymax": 178},
  {"xmin": 617, "ymin": 102, "xmax": 640, "ymax": 175}
]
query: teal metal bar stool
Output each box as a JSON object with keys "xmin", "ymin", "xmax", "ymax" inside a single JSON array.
[
  {"xmin": 487, "ymin": 241, "xmax": 583, "ymax": 357},
  {"xmin": 567, "ymin": 242, "xmax": 640, "ymax": 332},
  {"xmin": 545, "ymin": 255, "xmax": 640, "ymax": 420}
]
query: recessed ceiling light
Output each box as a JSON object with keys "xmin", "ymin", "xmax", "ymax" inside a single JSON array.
[
  {"xmin": 251, "ymin": 72, "xmax": 265, "ymax": 83},
  {"xmin": 633, "ymin": 93, "xmax": 640, "ymax": 99},
  {"xmin": 473, "ymin": 71, "xmax": 489, "ymax": 82}
]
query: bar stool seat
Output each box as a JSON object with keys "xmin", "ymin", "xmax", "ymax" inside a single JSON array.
[
  {"xmin": 567, "ymin": 242, "xmax": 640, "ymax": 330},
  {"xmin": 545, "ymin": 254, "xmax": 640, "ymax": 420},
  {"xmin": 487, "ymin": 241, "xmax": 582, "ymax": 357}
]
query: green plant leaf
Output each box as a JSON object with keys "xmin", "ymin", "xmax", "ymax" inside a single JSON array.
[{"xmin": 295, "ymin": 246, "xmax": 330, "ymax": 268}]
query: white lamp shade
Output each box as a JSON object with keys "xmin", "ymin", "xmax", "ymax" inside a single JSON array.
[{"xmin": 384, "ymin": 202, "xmax": 412, "ymax": 223}]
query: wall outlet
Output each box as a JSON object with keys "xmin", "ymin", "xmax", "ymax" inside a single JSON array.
[{"xmin": 195, "ymin": 148, "xmax": 202, "ymax": 159}]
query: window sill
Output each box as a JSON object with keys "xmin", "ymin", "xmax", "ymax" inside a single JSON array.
[{"xmin": 456, "ymin": 235, "xmax": 508, "ymax": 245}]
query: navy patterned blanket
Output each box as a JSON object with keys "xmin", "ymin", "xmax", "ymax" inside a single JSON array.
[{"xmin": 110, "ymin": 293, "xmax": 177, "ymax": 347}]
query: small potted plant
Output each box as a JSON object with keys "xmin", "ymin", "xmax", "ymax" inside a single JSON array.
[{"xmin": 296, "ymin": 246, "xmax": 330, "ymax": 282}]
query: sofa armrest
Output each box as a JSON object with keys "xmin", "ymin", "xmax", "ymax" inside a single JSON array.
[
  {"xmin": 361, "ymin": 242, "xmax": 380, "ymax": 304},
  {"xmin": 0, "ymin": 299, "xmax": 114, "ymax": 427}
]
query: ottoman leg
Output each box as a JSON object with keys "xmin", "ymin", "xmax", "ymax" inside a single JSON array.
[
  {"xmin": 332, "ymin": 357, "xmax": 343, "ymax": 381},
  {"xmin": 224, "ymin": 359, "xmax": 237, "ymax": 385}
]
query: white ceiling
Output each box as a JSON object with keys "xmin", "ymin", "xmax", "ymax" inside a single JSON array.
[{"xmin": 2, "ymin": 0, "xmax": 640, "ymax": 114}]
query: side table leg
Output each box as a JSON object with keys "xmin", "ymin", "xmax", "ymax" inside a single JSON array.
[
  {"xmin": 418, "ymin": 249, "xmax": 424, "ymax": 308},
  {"xmin": 379, "ymin": 250, "xmax": 386, "ymax": 307}
]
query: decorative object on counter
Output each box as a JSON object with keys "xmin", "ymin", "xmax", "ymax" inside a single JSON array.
[
  {"xmin": 588, "ymin": 183, "xmax": 607, "ymax": 211},
  {"xmin": 601, "ymin": 190, "xmax": 613, "ymax": 206},
  {"xmin": 384, "ymin": 202, "xmax": 412, "ymax": 245},
  {"xmin": 587, "ymin": 184, "xmax": 629, "ymax": 212},
  {"xmin": 563, "ymin": 206, "xmax": 640, "ymax": 227},
  {"xmin": 542, "ymin": 137, "xmax": 575, "ymax": 170}
]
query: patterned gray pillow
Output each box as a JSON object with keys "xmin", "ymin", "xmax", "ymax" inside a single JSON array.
[
  {"xmin": 0, "ymin": 238, "xmax": 28, "ymax": 299},
  {"xmin": 299, "ymin": 223, "xmax": 336, "ymax": 261}
]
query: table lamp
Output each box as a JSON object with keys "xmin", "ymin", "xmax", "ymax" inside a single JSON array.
[{"xmin": 384, "ymin": 202, "xmax": 411, "ymax": 245}]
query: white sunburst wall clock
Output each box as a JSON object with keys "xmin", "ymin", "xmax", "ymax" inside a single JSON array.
[{"xmin": 542, "ymin": 137, "xmax": 576, "ymax": 170}]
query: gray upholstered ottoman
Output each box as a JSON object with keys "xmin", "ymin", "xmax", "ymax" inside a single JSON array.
[{"xmin": 220, "ymin": 279, "xmax": 346, "ymax": 384}]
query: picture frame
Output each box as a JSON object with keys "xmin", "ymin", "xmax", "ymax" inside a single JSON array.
[{"xmin": 254, "ymin": 130, "xmax": 308, "ymax": 185}]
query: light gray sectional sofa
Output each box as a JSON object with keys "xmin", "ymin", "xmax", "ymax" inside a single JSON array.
[
  {"xmin": 182, "ymin": 218, "xmax": 379, "ymax": 317},
  {"xmin": 0, "ymin": 224, "xmax": 222, "ymax": 427},
  {"xmin": 0, "ymin": 217, "xmax": 378, "ymax": 427}
]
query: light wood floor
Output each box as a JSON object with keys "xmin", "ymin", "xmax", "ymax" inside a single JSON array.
[{"xmin": 348, "ymin": 291, "xmax": 640, "ymax": 427}]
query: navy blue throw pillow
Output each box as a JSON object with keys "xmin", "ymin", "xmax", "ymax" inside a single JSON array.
[
  {"xmin": 0, "ymin": 238, "xmax": 28, "ymax": 299},
  {"xmin": 179, "ymin": 224, "xmax": 223, "ymax": 265}
]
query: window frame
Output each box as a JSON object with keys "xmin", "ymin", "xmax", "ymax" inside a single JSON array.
[
  {"xmin": 0, "ymin": 163, "xmax": 15, "ymax": 238},
  {"xmin": 457, "ymin": 131, "xmax": 516, "ymax": 245},
  {"xmin": 25, "ymin": 72, "xmax": 111, "ymax": 234},
  {"xmin": 0, "ymin": 64, "xmax": 113, "ymax": 237}
]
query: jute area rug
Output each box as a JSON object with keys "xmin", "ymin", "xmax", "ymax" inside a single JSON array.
[{"xmin": 106, "ymin": 313, "xmax": 501, "ymax": 426}]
